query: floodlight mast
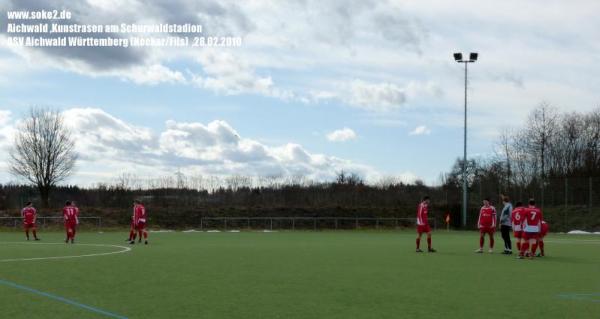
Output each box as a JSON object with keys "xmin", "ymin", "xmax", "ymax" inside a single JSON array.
[{"xmin": 453, "ymin": 52, "xmax": 478, "ymax": 228}]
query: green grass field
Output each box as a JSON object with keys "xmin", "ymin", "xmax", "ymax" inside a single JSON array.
[{"xmin": 1, "ymin": 230, "xmax": 599, "ymax": 319}]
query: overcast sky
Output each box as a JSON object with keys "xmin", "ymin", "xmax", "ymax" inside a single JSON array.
[{"xmin": 1, "ymin": 0, "xmax": 599, "ymax": 186}]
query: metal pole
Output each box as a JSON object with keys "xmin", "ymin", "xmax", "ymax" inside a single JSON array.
[
  {"xmin": 565, "ymin": 177, "xmax": 568, "ymax": 208},
  {"xmin": 462, "ymin": 61, "xmax": 468, "ymax": 228},
  {"xmin": 589, "ymin": 177, "xmax": 593, "ymax": 210}
]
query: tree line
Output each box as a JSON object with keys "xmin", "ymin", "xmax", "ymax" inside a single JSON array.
[
  {"xmin": 441, "ymin": 103, "xmax": 600, "ymax": 208},
  {"xmin": 3, "ymin": 105, "xmax": 600, "ymax": 231}
]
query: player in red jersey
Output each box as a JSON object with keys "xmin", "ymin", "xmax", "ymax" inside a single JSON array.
[
  {"xmin": 63, "ymin": 201, "xmax": 79, "ymax": 244},
  {"xmin": 518, "ymin": 199, "xmax": 543, "ymax": 259},
  {"xmin": 72, "ymin": 201, "xmax": 80, "ymax": 217},
  {"xmin": 130, "ymin": 200, "xmax": 148, "ymax": 245},
  {"xmin": 127, "ymin": 214, "xmax": 137, "ymax": 242},
  {"xmin": 476, "ymin": 198, "xmax": 496, "ymax": 253},
  {"xmin": 511, "ymin": 201, "xmax": 524, "ymax": 252},
  {"xmin": 72, "ymin": 201, "xmax": 80, "ymax": 233},
  {"xmin": 21, "ymin": 202, "xmax": 40, "ymax": 241},
  {"xmin": 537, "ymin": 220, "xmax": 549, "ymax": 257},
  {"xmin": 415, "ymin": 196, "xmax": 435, "ymax": 252}
]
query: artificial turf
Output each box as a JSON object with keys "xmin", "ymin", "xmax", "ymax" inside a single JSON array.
[{"xmin": 0, "ymin": 230, "xmax": 599, "ymax": 318}]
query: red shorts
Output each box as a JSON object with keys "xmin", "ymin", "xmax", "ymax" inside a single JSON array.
[
  {"xmin": 523, "ymin": 232, "xmax": 539, "ymax": 240},
  {"xmin": 135, "ymin": 221, "xmax": 146, "ymax": 231},
  {"xmin": 23, "ymin": 222, "xmax": 36, "ymax": 229},
  {"xmin": 479, "ymin": 227, "xmax": 495, "ymax": 235},
  {"xmin": 513, "ymin": 231, "xmax": 523, "ymax": 239},
  {"xmin": 65, "ymin": 221, "xmax": 77, "ymax": 229},
  {"xmin": 540, "ymin": 224, "xmax": 549, "ymax": 237},
  {"xmin": 417, "ymin": 224, "xmax": 431, "ymax": 234}
]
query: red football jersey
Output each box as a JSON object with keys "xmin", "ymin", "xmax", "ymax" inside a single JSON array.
[
  {"xmin": 22, "ymin": 207, "xmax": 36, "ymax": 224},
  {"xmin": 478, "ymin": 205, "xmax": 496, "ymax": 228},
  {"xmin": 522, "ymin": 206, "xmax": 543, "ymax": 232},
  {"xmin": 416, "ymin": 202, "xmax": 428, "ymax": 226},
  {"xmin": 63, "ymin": 206, "xmax": 77, "ymax": 222},
  {"xmin": 134, "ymin": 204, "xmax": 147, "ymax": 224},
  {"xmin": 511, "ymin": 207, "xmax": 524, "ymax": 231}
]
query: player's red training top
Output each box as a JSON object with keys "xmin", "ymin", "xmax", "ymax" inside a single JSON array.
[
  {"xmin": 134, "ymin": 204, "xmax": 147, "ymax": 225},
  {"xmin": 478, "ymin": 205, "xmax": 496, "ymax": 228},
  {"xmin": 511, "ymin": 207, "xmax": 524, "ymax": 231},
  {"xmin": 21, "ymin": 207, "xmax": 36, "ymax": 224},
  {"xmin": 522, "ymin": 205, "xmax": 543, "ymax": 232},
  {"xmin": 63, "ymin": 206, "xmax": 78, "ymax": 223},
  {"xmin": 416, "ymin": 202, "xmax": 428, "ymax": 226}
]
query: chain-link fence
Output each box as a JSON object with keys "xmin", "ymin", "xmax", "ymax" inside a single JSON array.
[
  {"xmin": 437, "ymin": 176, "xmax": 600, "ymax": 232},
  {"xmin": 196, "ymin": 217, "xmax": 437, "ymax": 231},
  {"xmin": 0, "ymin": 216, "xmax": 102, "ymax": 230}
]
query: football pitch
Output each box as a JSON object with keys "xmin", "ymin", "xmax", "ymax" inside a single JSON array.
[{"xmin": 1, "ymin": 230, "xmax": 599, "ymax": 319}]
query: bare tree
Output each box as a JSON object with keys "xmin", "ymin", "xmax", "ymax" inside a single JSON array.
[
  {"xmin": 525, "ymin": 102, "xmax": 558, "ymax": 183},
  {"xmin": 495, "ymin": 128, "xmax": 514, "ymax": 191},
  {"xmin": 9, "ymin": 108, "xmax": 77, "ymax": 207},
  {"xmin": 583, "ymin": 108, "xmax": 600, "ymax": 175}
]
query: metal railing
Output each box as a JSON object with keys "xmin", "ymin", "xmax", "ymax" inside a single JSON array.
[
  {"xmin": 198, "ymin": 217, "xmax": 437, "ymax": 231},
  {"xmin": 0, "ymin": 216, "xmax": 102, "ymax": 229}
]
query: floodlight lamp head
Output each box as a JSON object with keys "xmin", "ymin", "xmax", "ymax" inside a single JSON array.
[
  {"xmin": 469, "ymin": 52, "xmax": 478, "ymax": 62},
  {"xmin": 453, "ymin": 52, "xmax": 463, "ymax": 62}
]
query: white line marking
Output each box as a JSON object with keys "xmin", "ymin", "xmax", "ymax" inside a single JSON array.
[
  {"xmin": 545, "ymin": 239, "xmax": 600, "ymax": 244},
  {"xmin": 0, "ymin": 242, "xmax": 131, "ymax": 263}
]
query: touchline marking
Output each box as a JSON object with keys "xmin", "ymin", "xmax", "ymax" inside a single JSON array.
[
  {"xmin": 0, "ymin": 242, "xmax": 131, "ymax": 262},
  {"xmin": 545, "ymin": 239, "xmax": 600, "ymax": 245},
  {"xmin": 0, "ymin": 278, "xmax": 128, "ymax": 319},
  {"xmin": 557, "ymin": 293, "xmax": 600, "ymax": 303}
]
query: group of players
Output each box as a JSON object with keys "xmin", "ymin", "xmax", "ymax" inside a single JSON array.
[
  {"xmin": 19, "ymin": 199, "xmax": 149, "ymax": 245},
  {"xmin": 20, "ymin": 195, "xmax": 549, "ymax": 256},
  {"xmin": 21, "ymin": 200, "xmax": 79, "ymax": 243},
  {"xmin": 416, "ymin": 195, "xmax": 549, "ymax": 259}
]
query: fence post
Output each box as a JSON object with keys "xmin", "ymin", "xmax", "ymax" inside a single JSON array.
[
  {"xmin": 541, "ymin": 181, "xmax": 545, "ymax": 209},
  {"xmin": 355, "ymin": 218, "xmax": 358, "ymax": 229},
  {"xmin": 313, "ymin": 218, "xmax": 317, "ymax": 231},
  {"xmin": 335, "ymin": 218, "xmax": 338, "ymax": 230},
  {"xmin": 565, "ymin": 177, "xmax": 568, "ymax": 208},
  {"xmin": 292, "ymin": 218, "xmax": 295, "ymax": 231},
  {"xmin": 200, "ymin": 218, "xmax": 203, "ymax": 231},
  {"xmin": 376, "ymin": 218, "xmax": 379, "ymax": 230},
  {"xmin": 270, "ymin": 218, "xmax": 273, "ymax": 230},
  {"xmin": 590, "ymin": 177, "xmax": 593, "ymax": 212},
  {"xmin": 247, "ymin": 218, "xmax": 250, "ymax": 230},
  {"xmin": 224, "ymin": 218, "xmax": 227, "ymax": 230}
]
